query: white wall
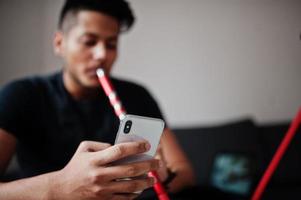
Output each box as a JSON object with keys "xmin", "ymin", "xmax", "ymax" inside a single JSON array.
[
  {"xmin": 0, "ymin": 0, "xmax": 300, "ymax": 127},
  {"xmin": 0, "ymin": 0, "xmax": 45, "ymax": 83}
]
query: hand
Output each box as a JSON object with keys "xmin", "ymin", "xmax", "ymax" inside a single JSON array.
[
  {"xmin": 154, "ymin": 143, "xmax": 169, "ymax": 182},
  {"xmin": 50, "ymin": 140, "xmax": 159, "ymax": 200}
]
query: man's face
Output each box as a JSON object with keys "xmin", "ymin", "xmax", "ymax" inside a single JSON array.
[{"xmin": 55, "ymin": 10, "xmax": 119, "ymax": 89}]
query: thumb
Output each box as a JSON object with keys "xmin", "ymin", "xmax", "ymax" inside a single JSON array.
[
  {"xmin": 76, "ymin": 141, "xmax": 111, "ymax": 153},
  {"xmin": 155, "ymin": 143, "xmax": 163, "ymax": 158}
]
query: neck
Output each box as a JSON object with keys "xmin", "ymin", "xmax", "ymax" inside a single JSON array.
[{"xmin": 63, "ymin": 71, "xmax": 99, "ymax": 100}]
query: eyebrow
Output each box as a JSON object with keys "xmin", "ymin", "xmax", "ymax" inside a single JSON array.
[{"xmin": 80, "ymin": 32, "xmax": 118, "ymax": 41}]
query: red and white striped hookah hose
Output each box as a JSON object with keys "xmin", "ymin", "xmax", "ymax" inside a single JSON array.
[{"xmin": 96, "ymin": 68, "xmax": 170, "ymax": 200}]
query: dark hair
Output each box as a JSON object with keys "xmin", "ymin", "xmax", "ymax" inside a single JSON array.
[{"xmin": 58, "ymin": 0, "xmax": 135, "ymax": 32}]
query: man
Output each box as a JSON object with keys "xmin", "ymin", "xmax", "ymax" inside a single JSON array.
[{"xmin": 0, "ymin": 0, "xmax": 195, "ymax": 199}]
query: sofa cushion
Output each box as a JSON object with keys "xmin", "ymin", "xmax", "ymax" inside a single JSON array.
[
  {"xmin": 172, "ymin": 119, "xmax": 264, "ymax": 192},
  {"xmin": 258, "ymin": 123, "xmax": 301, "ymax": 184}
]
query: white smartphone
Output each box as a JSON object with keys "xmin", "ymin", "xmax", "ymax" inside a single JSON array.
[{"xmin": 113, "ymin": 114, "xmax": 165, "ymax": 164}]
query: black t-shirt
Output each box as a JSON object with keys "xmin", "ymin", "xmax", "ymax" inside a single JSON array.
[{"xmin": 0, "ymin": 72, "xmax": 164, "ymax": 178}]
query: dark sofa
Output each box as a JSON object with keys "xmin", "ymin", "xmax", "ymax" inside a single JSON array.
[{"xmin": 172, "ymin": 118, "xmax": 301, "ymax": 199}]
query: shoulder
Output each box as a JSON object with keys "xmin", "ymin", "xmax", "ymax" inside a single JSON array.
[
  {"xmin": 112, "ymin": 77, "xmax": 152, "ymax": 98},
  {"xmin": 0, "ymin": 73, "xmax": 62, "ymax": 136},
  {"xmin": 112, "ymin": 77, "xmax": 144, "ymax": 90},
  {"xmin": 0, "ymin": 73, "xmax": 60, "ymax": 98},
  {"xmin": 111, "ymin": 77, "xmax": 164, "ymax": 119},
  {"xmin": 0, "ymin": 77, "xmax": 37, "ymax": 100}
]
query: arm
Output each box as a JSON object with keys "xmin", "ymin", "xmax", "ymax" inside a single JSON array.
[
  {"xmin": 0, "ymin": 129, "xmax": 16, "ymax": 175},
  {"xmin": 0, "ymin": 129, "xmax": 160, "ymax": 200},
  {"xmin": 156, "ymin": 128, "xmax": 196, "ymax": 193}
]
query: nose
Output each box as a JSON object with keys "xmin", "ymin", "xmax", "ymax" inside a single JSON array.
[{"xmin": 93, "ymin": 43, "xmax": 106, "ymax": 61}]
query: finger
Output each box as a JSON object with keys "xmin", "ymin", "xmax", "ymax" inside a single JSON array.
[
  {"xmin": 154, "ymin": 143, "xmax": 163, "ymax": 156},
  {"xmin": 95, "ymin": 141, "xmax": 151, "ymax": 165},
  {"xmin": 154, "ymin": 152, "xmax": 161, "ymax": 160},
  {"xmin": 155, "ymin": 144, "xmax": 168, "ymax": 165},
  {"xmin": 156, "ymin": 143, "xmax": 162, "ymax": 153},
  {"xmin": 102, "ymin": 159, "xmax": 160, "ymax": 181},
  {"xmin": 76, "ymin": 141, "xmax": 111, "ymax": 153},
  {"xmin": 107, "ymin": 177, "xmax": 155, "ymax": 194}
]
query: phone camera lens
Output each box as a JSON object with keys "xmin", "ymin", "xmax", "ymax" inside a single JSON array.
[{"xmin": 124, "ymin": 120, "xmax": 132, "ymax": 134}]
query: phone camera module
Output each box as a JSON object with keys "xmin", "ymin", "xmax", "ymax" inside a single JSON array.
[{"xmin": 124, "ymin": 120, "xmax": 132, "ymax": 134}]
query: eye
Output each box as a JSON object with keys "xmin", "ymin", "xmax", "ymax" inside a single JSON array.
[
  {"xmin": 82, "ymin": 39, "xmax": 97, "ymax": 47},
  {"xmin": 79, "ymin": 36, "xmax": 97, "ymax": 47},
  {"xmin": 106, "ymin": 42, "xmax": 117, "ymax": 50}
]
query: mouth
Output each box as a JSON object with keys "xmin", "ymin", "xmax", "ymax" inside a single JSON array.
[
  {"xmin": 85, "ymin": 64, "xmax": 108, "ymax": 78},
  {"xmin": 85, "ymin": 68, "xmax": 100, "ymax": 79},
  {"xmin": 86, "ymin": 69, "xmax": 97, "ymax": 76}
]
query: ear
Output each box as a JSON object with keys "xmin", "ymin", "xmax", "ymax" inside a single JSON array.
[{"xmin": 53, "ymin": 31, "xmax": 65, "ymax": 56}]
